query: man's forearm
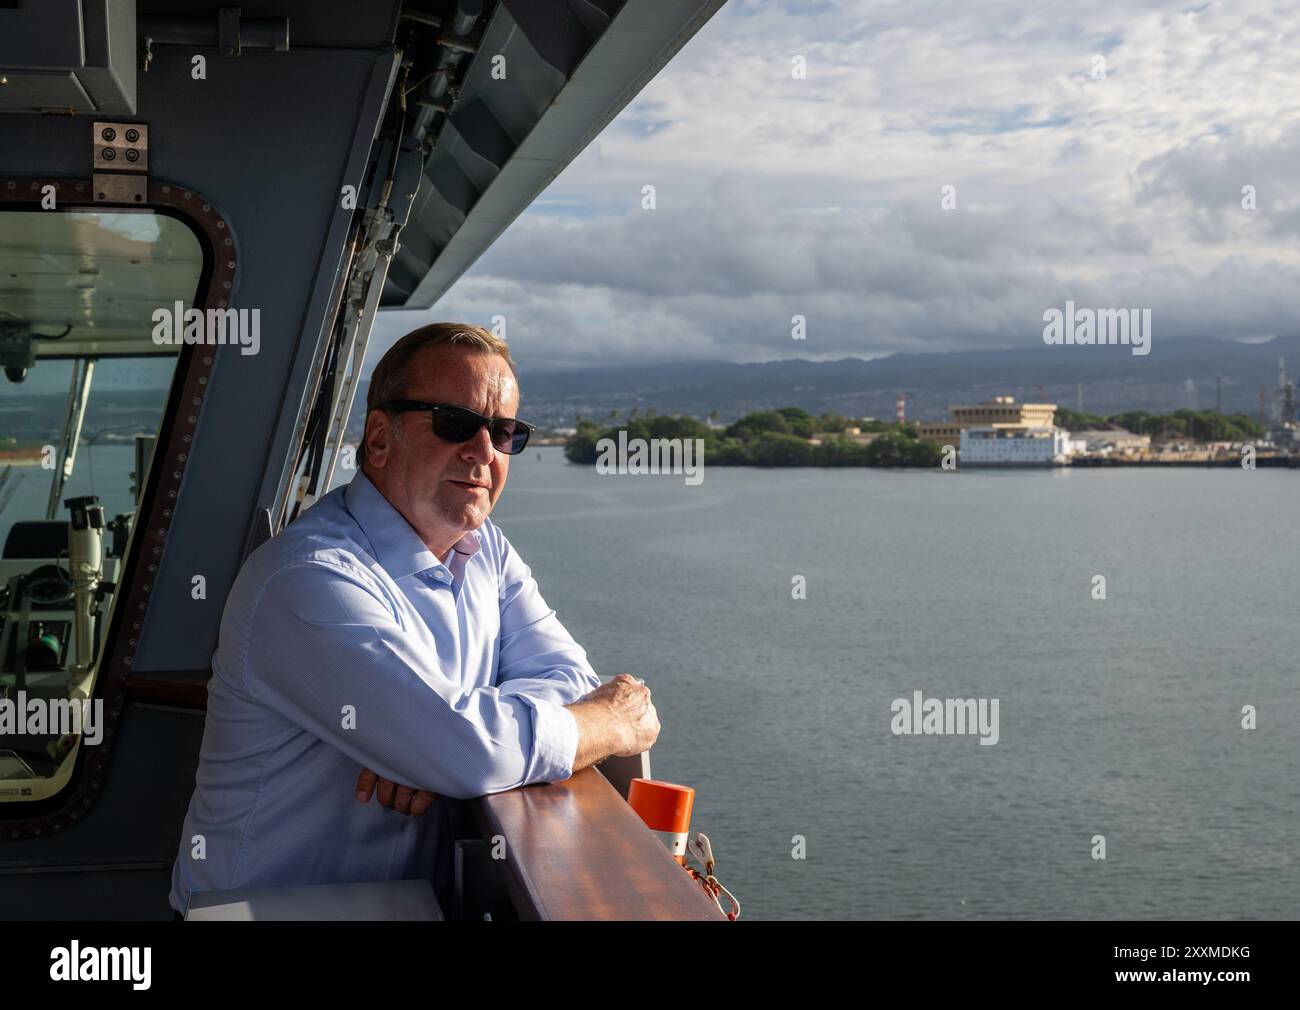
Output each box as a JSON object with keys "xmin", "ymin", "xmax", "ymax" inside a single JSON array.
[
  {"xmin": 566, "ymin": 699, "xmax": 628, "ymax": 773},
  {"xmin": 563, "ymin": 675, "xmax": 658, "ymax": 776}
]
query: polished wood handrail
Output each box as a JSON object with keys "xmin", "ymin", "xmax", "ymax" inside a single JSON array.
[{"xmin": 474, "ymin": 767, "xmax": 728, "ymax": 921}]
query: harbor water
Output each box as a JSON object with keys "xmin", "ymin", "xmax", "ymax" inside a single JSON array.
[{"xmin": 9, "ymin": 445, "xmax": 1294, "ymax": 918}]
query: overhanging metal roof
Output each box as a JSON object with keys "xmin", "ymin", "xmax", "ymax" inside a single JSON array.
[{"xmin": 384, "ymin": 0, "xmax": 726, "ymax": 310}]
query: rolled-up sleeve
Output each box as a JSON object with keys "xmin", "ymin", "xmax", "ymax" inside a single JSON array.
[
  {"xmin": 243, "ymin": 558, "xmax": 577, "ymax": 799},
  {"xmin": 495, "ymin": 533, "xmax": 602, "ymax": 717}
]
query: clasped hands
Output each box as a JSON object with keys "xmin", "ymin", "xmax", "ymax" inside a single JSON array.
[{"xmin": 355, "ymin": 767, "xmax": 438, "ymax": 817}]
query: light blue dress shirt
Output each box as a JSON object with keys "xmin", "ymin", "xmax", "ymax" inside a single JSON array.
[{"xmin": 169, "ymin": 470, "xmax": 600, "ymax": 912}]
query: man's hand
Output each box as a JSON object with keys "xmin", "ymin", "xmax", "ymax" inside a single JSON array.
[
  {"xmin": 566, "ymin": 673, "xmax": 660, "ymax": 771},
  {"xmin": 356, "ymin": 768, "xmax": 438, "ymax": 816}
]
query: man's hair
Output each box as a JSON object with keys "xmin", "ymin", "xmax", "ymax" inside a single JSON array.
[{"xmin": 358, "ymin": 322, "xmax": 519, "ymax": 468}]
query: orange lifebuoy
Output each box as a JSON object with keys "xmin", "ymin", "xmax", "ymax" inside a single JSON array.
[
  {"xmin": 627, "ymin": 778, "xmax": 694, "ymax": 864},
  {"xmin": 628, "ymin": 777, "xmax": 740, "ymax": 919}
]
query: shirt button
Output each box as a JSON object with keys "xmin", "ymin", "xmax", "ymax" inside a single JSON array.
[{"xmin": 434, "ymin": 570, "xmax": 449, "ymax": 582}]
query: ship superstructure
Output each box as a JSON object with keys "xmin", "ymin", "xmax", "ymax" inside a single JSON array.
[{"xmin": 0, "ymin": 0, "xmax": 726, "ymax": 921}]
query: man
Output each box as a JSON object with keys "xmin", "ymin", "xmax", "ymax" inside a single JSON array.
[{"xmin": 169, "ymin": 323, "xmax": 658, "ymax": 915}]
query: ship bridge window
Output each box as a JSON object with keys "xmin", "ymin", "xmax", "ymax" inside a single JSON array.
[{"xmin": 0, "ymin": 206, "xmax": 204, "ymax": 804}]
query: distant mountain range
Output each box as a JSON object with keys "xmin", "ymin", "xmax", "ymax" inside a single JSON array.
[
  {"xmin": 7, "ymin": 336, "xmax": 1296, "ymax": 445},
  {"xmin": 448, "ymin": 335, "xmax": 1300, "ymax": 429}
]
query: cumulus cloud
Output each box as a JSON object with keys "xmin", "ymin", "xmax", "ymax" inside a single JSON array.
[{"xmin": 372, "ymin": 0, "xmax": 1300, "ymax": 372}]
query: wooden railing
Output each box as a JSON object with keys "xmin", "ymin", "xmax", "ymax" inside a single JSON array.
[{"xmin": 474, "ymin": 767, "xmax": 728, "ymax": 921}]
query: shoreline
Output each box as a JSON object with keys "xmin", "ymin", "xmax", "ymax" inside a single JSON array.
[{"xmin": 1068, "ymin": 455, "xmax": 1295, "ymax": 468}]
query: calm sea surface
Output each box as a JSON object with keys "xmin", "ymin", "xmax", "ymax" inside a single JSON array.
[
  {"xmin": 488, "ymin": 448, "xmax": 1299, "ymax": 920},
  {"xmin": 8, "ymin": 446, "xmax": 1296, "ymax": 919}
]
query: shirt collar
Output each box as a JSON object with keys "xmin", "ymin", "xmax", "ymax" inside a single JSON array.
[{"xmin": 344, "ymin": 470, "xmax": 482, "ymax": 579}]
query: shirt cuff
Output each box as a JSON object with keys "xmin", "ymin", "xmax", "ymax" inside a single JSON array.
[{"xmin": 528, "ymin": 697, "xmax": 580, "ymax": 782}]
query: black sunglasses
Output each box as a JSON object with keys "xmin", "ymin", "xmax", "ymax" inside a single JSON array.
[{"xmin": 378, "ymin": 400, "xmax": 536, "ymax": 455}]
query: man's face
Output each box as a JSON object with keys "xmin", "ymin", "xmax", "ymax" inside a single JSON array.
[{"xmin": 362, "ymin": 344, "xmax": 519, "ymax": 554}]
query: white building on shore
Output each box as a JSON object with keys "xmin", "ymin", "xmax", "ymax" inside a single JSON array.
[
  {"xmin": 959, "ymin": 426, "xmax": 1071, "ymax": 466},
  {"xmin": 1069, "ymin": 427, "xmax": 1150, "ymax": 455}
]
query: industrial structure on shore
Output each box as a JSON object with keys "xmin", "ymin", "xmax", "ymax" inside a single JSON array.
[{"xmin": 911, "ymin": 394, "xmax": 1294, "ymax": 467}]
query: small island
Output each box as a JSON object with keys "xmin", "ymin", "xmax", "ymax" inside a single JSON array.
[{"xmin": 565, "ymin": 408, "xmax": 943, "ymax": 467}]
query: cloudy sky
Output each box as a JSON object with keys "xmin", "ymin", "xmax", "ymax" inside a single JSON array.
[{"xmin": 370, "ymin": 0, "xmax": 1300, "ymax": 373}]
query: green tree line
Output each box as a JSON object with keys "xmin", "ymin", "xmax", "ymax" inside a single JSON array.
[
  {"xmin": 1054, "ymin": 407, "xmax": 1265, "ymax": 441},
  {"xmin": 564, "ymin": 407, "xmax": 943, "ymax": 467}
]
